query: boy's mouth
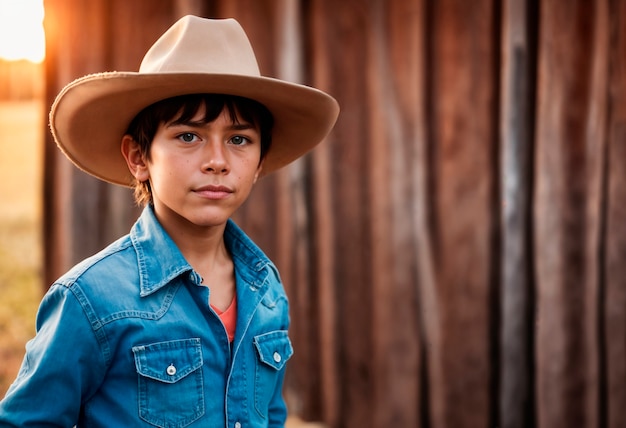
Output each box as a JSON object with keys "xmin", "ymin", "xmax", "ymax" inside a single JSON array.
[{"xmin": 193, "ymin": 184, "xmax": 233, "ymax": 199}]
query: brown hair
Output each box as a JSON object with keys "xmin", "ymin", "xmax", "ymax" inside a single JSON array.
[{"xmin": 125, "ymin": 93, "xmax": 274, "ymax": 206}]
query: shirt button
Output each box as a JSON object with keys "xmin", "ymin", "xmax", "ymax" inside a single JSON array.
[
  {"xmin": 273, "ymin": 352, "xmax": 282, "ymax": 363},
  {"xmin": 234, "ymin": 422, "xmax": 242, "ymax": 428},
  {"xmin": 166, "ymin": 364, "xmax": 177, "ymax": 376}
]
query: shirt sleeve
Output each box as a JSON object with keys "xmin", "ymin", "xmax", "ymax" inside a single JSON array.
[{"xmin": 0, "ymin": 282, "xmax": 108, "ymax": 427}]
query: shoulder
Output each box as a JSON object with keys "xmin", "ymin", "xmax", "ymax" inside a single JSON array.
[
  {"xmin": 54, "ymin": 234, "xmax": 136, "ymax": 289},
  {"xmin": 48, "ymin": 235, "xmax": 148, "ymax": 318}
]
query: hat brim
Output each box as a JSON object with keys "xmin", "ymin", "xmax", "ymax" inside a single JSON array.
[{"xmin": 50, "ymin": 72, "xmax": 340, "ymax": 186}]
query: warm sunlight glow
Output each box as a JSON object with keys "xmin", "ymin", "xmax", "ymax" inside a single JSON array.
[{"xmin": 0, "ymin": 0, "xmax": 45, "ymax": 63}]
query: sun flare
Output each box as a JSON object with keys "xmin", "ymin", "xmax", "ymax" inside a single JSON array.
[{"xmin": 0, "ymin": 0, "xmax": 45, "ymax": 63}]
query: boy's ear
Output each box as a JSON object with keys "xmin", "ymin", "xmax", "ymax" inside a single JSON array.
[
  {"xmin": 121, "ymin": 135, "xmax": 150, "ymax": 181},
  {"xmin": 253, "ymin": 159, "xmax": 264, "ymax": 183}
]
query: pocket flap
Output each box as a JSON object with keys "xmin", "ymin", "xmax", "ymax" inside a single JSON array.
[
  {"xmin": 253, "ymin": 330, "xmax": 293, "ymax": 371},
  {"xmin": 132, "ymin": 338, "xmax": 203, "ymax": 384}
]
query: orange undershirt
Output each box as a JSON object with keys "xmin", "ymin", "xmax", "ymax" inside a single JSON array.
[{"xmin": 211, "ymin": 294, "xmax": 237, "ymax": 342}]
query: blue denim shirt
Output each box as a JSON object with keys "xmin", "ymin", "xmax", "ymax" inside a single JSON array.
[{"xmin": 0, "ymin": 207, "xmax": 293, "ymax": 427}]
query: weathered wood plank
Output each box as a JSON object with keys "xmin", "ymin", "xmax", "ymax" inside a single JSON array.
[
  {"xmin": 604, "ymin": 1, "xmax": 626, "ymax": 427},
  {"xmin": 425, "ymin": 0, "xmax": 497, "ymax": 426},
  {"xmin": 307, "ymin": 2, "xmax": 374, "ymax": 425},
  {"xmin": 366, "ymin": 1, "xmax": 423, "ymax": 426},
  {"xmin": 498, "ymin": 0, "xmax": 535, "ymax": 427},
  {"xmin": 534, "ymin": 1, "xmax": 608, "ymax": 427}
]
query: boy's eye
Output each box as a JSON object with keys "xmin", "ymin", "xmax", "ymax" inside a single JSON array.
[
  {"xmin": 177, "ymin": 132, "xmax": 199, "ymax": 143},
  {"xmin": 230, "ymin": 135, "xmax": 250, "ymax": 146}
]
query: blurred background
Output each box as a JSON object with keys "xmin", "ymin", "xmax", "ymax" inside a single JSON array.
[
  {"xmin": 0, "ymin": 0, "xmax": 44, "ymax": 415},
  {"xmin": 0, "ymin": 0, "xmax": 625, "ymax": 427}
]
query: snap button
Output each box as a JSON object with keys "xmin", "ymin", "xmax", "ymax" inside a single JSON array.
[
  {"xmin": 166, "ymin": 364, "xmax": 177, "ymax": 376},
  {"xmin": 234, "ymin": 422, "xmax": 242, "ymax": 428},
  {"xmin": 273, "ymin": 352, "xmax": 281, "ymax": 363},
  {"xmin": 189, "ymin": 271, "xmax": 202, "ymax": 284}
]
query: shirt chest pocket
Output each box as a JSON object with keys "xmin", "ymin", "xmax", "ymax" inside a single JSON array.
[
  {"xmin": 253, "ymin": 331, "xmax": 293, "ymax": 418},
  {"xmin": 132, "ymin": 338, "xmax": 205, "ymax": 427}
]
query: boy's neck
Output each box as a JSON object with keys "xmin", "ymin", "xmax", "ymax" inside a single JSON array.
[
  {"xmin": 186, "ymin": 237, "xmax": 236, "ymax": 312},
  {"xmin": 152, "ymin": 208, "xmax": 236, "ymax": 311}
]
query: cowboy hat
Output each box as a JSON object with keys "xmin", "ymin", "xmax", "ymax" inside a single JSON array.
[{"xmin": 49, "ymin": 15, "xmax": 340, "ymax": 186}]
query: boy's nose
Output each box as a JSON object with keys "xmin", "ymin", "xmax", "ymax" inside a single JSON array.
[{"xmin": 202, "ymin": 142, "xmax": 229, "ymax": 173}]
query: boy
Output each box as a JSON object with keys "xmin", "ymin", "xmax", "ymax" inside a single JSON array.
[{"xmin": 0, "ymin": 16, "xmax": 339, "ymax": 427}]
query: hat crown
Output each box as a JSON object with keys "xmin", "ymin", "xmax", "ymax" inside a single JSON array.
[{"xmin": 139, "ymin": 16, "xmax": 261, "ymax": 76}]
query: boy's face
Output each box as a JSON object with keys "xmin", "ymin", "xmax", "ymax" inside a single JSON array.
[{"xmin": 136, "ymin": 105, "xmax": 263, "ymax": 232}]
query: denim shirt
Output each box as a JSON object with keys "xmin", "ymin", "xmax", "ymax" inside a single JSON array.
[{"xmin": 0, "ymin": 207, "xmax": 293, "ymax": 427}]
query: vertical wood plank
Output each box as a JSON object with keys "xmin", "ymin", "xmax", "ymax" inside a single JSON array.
[
  {"xmin": 604, "ymin": 0, "xmax": 626, "ymax": 427},
  {"xmin": 43, "ymin": 0, "xmax": 113, "ymax": 285},
  {"xmin": 498, "ymin": 0, "xmax": 535, "ymax": 426},
  {"xmin": 307, "ymin": 1, "xmax": 376, "ymax": 426},
  {"xmin": 367, "ymin": 0, "xmax": 423, "ymax": 426},
  {"xmin": 308, "ymin": 1, "xmax": 341, "ymax": 424},
  {"xmin": 425, "ymin": 0, "xmax": 498, "ymax": 426},
  {"xmin": 274, "ymin": 1, "xmax": 320, "ymax": 418},
  {"xmin": 534, "ymin": 1, "xmax": 608, "ymax": 427}
]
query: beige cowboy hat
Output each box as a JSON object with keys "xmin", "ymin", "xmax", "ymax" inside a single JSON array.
[{"xmin": 49, "ymin": 15, "xmax": 339, "ymax": 186}]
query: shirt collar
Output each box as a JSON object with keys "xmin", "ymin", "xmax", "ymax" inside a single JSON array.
[
  {"xmin": 130, "ymin": 206, "xmax": 272, "ymax": 297},
  {"xmin": 130, "ymin": 206, "xmax": 191, "ymax": 297}
]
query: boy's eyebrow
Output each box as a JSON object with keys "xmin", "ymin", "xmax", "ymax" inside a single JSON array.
[
  {"xmin": 229, "ymin": 123, "xmax": 256, "ymax": 130},
  {"xmin": 166, "ymin": 120, "xmax": 256, "ymax": 131}
]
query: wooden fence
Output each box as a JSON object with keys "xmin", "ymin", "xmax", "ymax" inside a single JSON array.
[{"xmin": 42, "ymin": 0, "xmax": 626, "ymax": 427}]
